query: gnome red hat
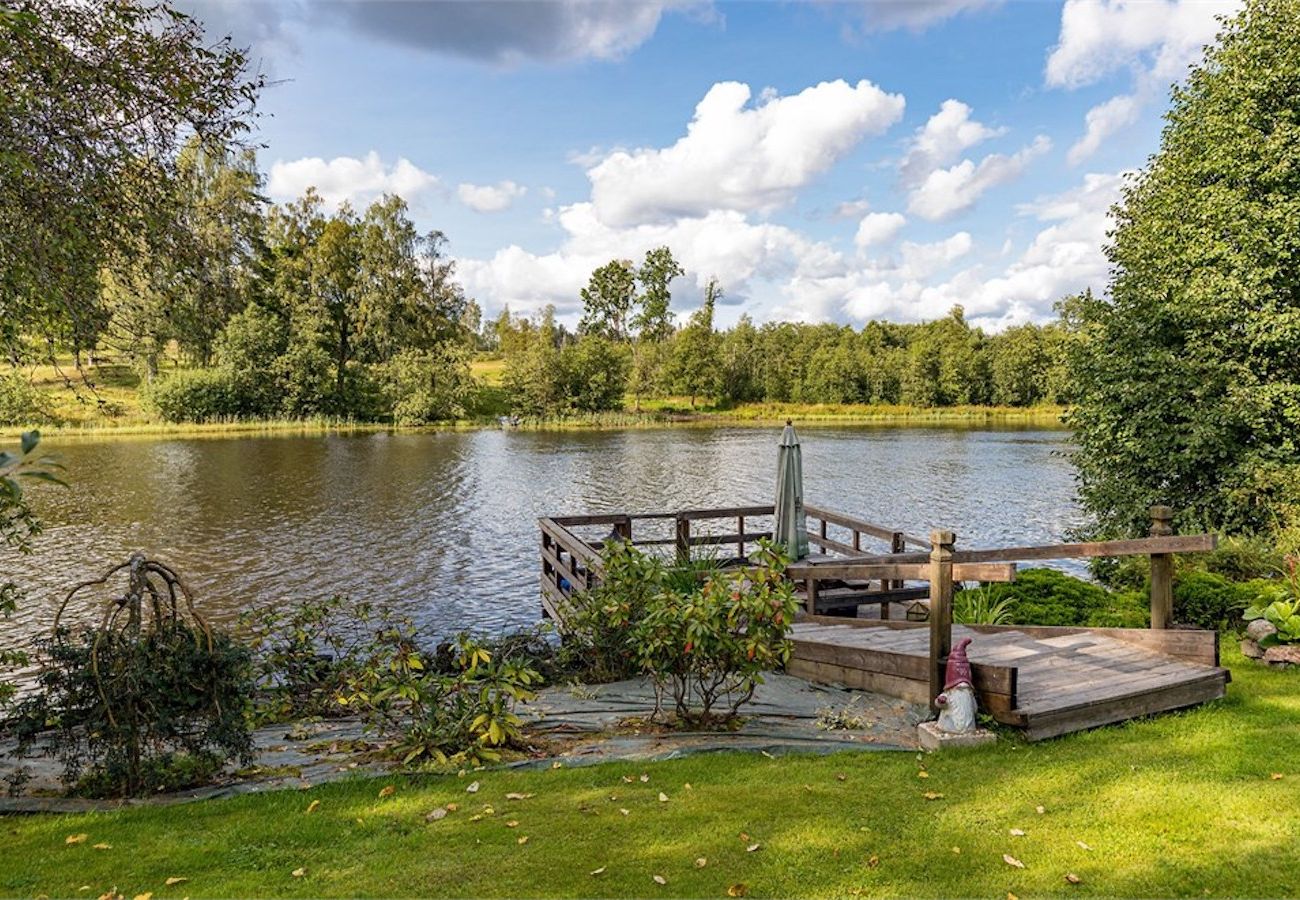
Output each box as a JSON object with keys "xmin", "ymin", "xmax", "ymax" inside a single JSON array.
[{"xmin": 944, "ymin": 637, "xmax": 974, "ymax": 690}]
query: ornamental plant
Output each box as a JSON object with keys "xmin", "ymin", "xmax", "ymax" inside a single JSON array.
[
  {"xmin": 1243, "ymin": 556, "xmax": 1300, "ymax": 645},
  {"xmin": 632, "ymin": 540, "xmax": 798, "ymax": 725}
]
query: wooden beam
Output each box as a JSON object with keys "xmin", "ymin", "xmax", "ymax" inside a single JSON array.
[
  {"xmin": 928, "ymin": 529, "xmax": 955, "ymax": 713},
  {"xmin": 788, "ymin": 561, "xmax": 1016, "ymax": 583},
  {"xmin": 796, "ymin": 533, "xmax": 1217, "ymax": 567},
  {"xmin": 1149, "ymin": 505, "xmax": 1174, "ymax": 630}
]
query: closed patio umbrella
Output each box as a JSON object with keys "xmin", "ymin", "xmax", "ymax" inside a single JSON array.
[{"xmin": 773, "ymin": 419, "xmax": 809, "ymax": 561}]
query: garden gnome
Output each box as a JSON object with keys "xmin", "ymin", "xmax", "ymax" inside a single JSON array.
[{"xmin": 935, "ymin": 637, "xmax": 977, "ymax": 734}]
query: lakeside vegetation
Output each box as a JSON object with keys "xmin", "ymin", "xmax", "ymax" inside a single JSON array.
[{"xmin": 3, "ymin": 646, "xmax": 1297, "ymax": 899}]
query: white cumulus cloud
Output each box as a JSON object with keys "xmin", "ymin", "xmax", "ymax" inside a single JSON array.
[
  {"xmin": 267, "ymin": 152, "xmax": 439, "ymax": 209},
  {"xmin": 457, "ymin": 180, "xmax": 527, "ymax": 213},
  {"xmin": 907, "ymin": 136, "xmax": 1051, "ymax": 221},
  {"xmin": 1067, "ymin": 93, "xmax": 1141, "ymax": 164},
  {"xmin": 899, "ymin": 100, "xmax": 1005, "ymax": 187},
  {"xmin": 586, "ymin": 79, "xmax": 906, "ymax": 226},
  {"xmin": 854, "ymin": 212, "xmax": 907, "ymax": 249}
]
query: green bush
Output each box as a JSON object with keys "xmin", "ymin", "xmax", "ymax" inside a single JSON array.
[
  {"xmin": 631, "ymin": 541, "xmax": 798, "ymax": 724},
  {"xmin": 1193, "ymin": 536, "xmax": 1285, "ymax": 582},
  {"xmin": 1173, "ymin": 571, "xmax": 1247, "ymax": 630},
  {"xmin": 143, "ymin": 368, "xmax": 243, "ymax": 422},
  {"xmin": 0, "ymin": 373, "xmax": 44, "ymax": 426},
  {"xmin": 973, "ymin": 568, "xmax": 1112, "ymax": 626},
  {"xmin": 1085, "ymin": 590, "xmax": 1151, "ymax": 628}
]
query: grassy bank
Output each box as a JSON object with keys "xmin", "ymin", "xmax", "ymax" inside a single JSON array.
[
  {"xmin": 2, "ymin": 645, "xmax": 1296, "ymax": 898},
  {"xmin": 4, "ymin": 357, "xmax": 1066, "ymax": 439}
]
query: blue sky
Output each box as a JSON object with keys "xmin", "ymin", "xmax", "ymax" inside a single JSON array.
[{"xmin": 187, "ymin": 0, "xmax": 1239, "ymax": 330}]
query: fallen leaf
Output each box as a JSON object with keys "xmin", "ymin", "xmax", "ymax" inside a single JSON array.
[
  {"xmin": 78, "ymin": 886, "xmax": 90, "ymax": 892},
  {"xmin": 1076, "ymin": 841, "xmax": 1092, "ymax": 851},
  {"xmin": 425, "ymin": 808, "xmax": 448, "ymax": 822},
  {"xmin": 505, "ymin": 792, "xmax": 534, "ymax": 800},
  {"xmin": 1010, "ymin": 829, "xmax": 1026, "ymax": 837},
  {"xmin": 378, "ymin": 785, "xmax": 395, "ymax": 798},
  {"xmin": 1003, "ymin": 854, "xmax": 1025, "ymax": 869},
  {"xmin": 619, "ymin": 808, "xmax": 630, "ymax": 816},
  {"xmin": 96, "ymin": 890, "xmax": 122, "ymax": 900},
  {"xmin": 760, "ymin": 750, "xmax": 775, "ymax": 759},
  {"xmin": 1066, "ymin": 873, "xmax": 1082, "ymax": 885},
  {"xmin": 466, "ymin": 781, "xmax": 480, "ymax": 793},
  {"xmin": 747, "ymin": 843, "xmax": 761, "ymax": 853},
  {"xmin": 652, "ymin": 875, "xmax": 666, "ymax": 885},
  {"xmin": 867, "ymin": 855, "xmax": 880, "ymax": 869},
  {"xmin": 621, "ymin": 775, "xmax": 634, "ymax": 784},
  {"xmin": 836, "ymin": 774, "xmax": 847, "ymax": 782},
  {"xmin": 1270, "ymin": 773, "xmax": 1284, "ymax": 781},
  {"xmin": 1008, "ymin": 893, "xmax": 1019, "ymax": 900},
  {"xmin": 1036, "ymin": 805, "xmax": 1046, "ymax": 814},
  {"xmin": 639, "ymin": 774, "xmax": 649, "ymax": 783},
  {"xmin": 66, "ymin": 834, "xmax": 89, "ymax": 845},
  {"xmin": 164, "ymin": 878, "xmax": 188, "ymax": 887},
  {"xmin": 923, "ymin": 792, "xmax": 944, "ymax": 801},
  {"xmin": 291, "ymin": 867, "xmax": 306, "ymax": 877},
  {"xmin": 445, "ymin": 803, "xmax": 459, "ymax": 812},
  {"xmin": 133, "ymin": 893, "xmax": 152, "ymax": 900},
  {"xmin": 658, "ymin": 792, "xmax": 669, "ymax": 802},
  {"xmin": 506, "ymin": 820, "xmax": 519, "ymax": 828},
  {"xmin": 589, "ymin": 867, "xmax": 606, "ymax": 876},
  {"xmin": 517, "ymin": 836, "xmax": 529, "ymax": 845},
  {"xmin": 482, "ymin": 806, "xmax": 495, "ymax": 815},
  {"xmin": 951, "ymin": 847, "xmax": 961, "ymax": 855},
  {"xmin": 917, "ymin": 771, "xmax": 929, "ymax": 779},
  {"xmin": 93, "ymin": 843, "xmax": 112, "ymax": 851},
  {"xmin": 727, "ymin": 884, "xmax": 749, "ymax": 897},
  {"xmin": 551, "ymin": 761, "xmax": 562, "ymax": 769},
  {"xmin": 739, "ymin": 832, "xmax": 751, "ymax": 842},
  {"xmin": 305, "ymin": 800, "xmax": 321, "ymax": 814},
  {"xmin": 469, "ymin": 814, "xmax": 483, "ymax": 822}
]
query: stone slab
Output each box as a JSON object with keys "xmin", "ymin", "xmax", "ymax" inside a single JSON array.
[{"xmin": 917, "ymin": 720, "xmax": 998, "ymax": 752}]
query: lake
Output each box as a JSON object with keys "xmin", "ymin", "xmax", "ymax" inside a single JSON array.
[{"xmin": 7, "ymin": 424, "xmax": 1078, "ymax": 647}]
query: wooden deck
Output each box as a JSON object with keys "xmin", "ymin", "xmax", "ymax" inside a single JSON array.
[{"xmin": 787, "ymin": 619, "xmax": 1230, "ymax": 741}]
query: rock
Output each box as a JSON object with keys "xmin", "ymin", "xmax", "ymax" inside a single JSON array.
[
  {"xmin": 1241, "ymin": 639, "xmax": 1265, "ymax": 659},
  {"xmin": 918, "ymin": 721, "xmax": 997, "ymax": 751},
  {"xmin": 1263, "ymin": 645, "xmax": 1300, "ymax": 667},
  {"xmin": 1246, "ymin": 619, "xmax": 1278, "ymax": 642}
]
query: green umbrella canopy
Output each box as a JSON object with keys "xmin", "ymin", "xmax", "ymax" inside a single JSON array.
[{"xmin": 774, "ymin": 420, "xmax": 809, "ymax": 561}]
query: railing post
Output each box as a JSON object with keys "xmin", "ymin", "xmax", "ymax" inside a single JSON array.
[
  {"xmin": 928, "ymin": 529, "xmax": 956, "ymax": 713},
  {"xmin": 1149, "ymin": 505, "xmax": 1174, "ymax": 630},
  {"xmin": 885, "ymin": 530, "xmax": 906, "ymax": 620},
  {"xmin": 675, "ymin": 514, "xmax": 691, "ymax": 564},
  {"xmin": 737, "ymin": 515, "xmax": 745, "ymax": 560}
]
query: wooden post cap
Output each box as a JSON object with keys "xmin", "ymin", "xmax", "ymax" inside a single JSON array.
[
  {"xmin": 930, "ymin": 529, "xmax": 956, "ymax": 545},
  {"xmin": 1149, "ymin": 505, "xmax": 1173, "ymax": 520}
]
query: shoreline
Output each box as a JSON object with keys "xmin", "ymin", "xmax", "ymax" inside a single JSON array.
[{"xmin": 1, "ymin": 404, "xmax": 1068, "ymax": 442}]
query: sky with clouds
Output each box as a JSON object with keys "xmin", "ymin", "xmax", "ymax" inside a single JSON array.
[{"xmin": 183, "ymin": 0, "xmax": 1240, "ymax": 331}]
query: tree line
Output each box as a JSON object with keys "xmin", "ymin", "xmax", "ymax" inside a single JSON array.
[{"xmin": 487, "ymin": 250, "xmax": 1075, "ymax": 417}]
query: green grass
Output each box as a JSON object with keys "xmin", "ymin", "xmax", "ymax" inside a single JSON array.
[{"xmin": 3, "ymin": 646, "xmax": 1297, "ymax": 898}]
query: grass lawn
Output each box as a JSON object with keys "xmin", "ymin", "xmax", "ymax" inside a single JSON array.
[{"xmin": 2, "ymin": 645, "xmax": 1297, "ymax": 898}]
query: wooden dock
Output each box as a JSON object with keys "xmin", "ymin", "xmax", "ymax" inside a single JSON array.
[
  {"xmin": 539, "ymin": 501, "xmax": 1230, "ymax": 742},
  {"xmin": 787, "ymin": 618, "xmax": 1229, "ymax": 741}
]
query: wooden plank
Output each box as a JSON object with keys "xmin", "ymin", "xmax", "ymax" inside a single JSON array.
[
  {"xmin": 679, "ymin": 505, "xmax": 774, "ymax": 521},
  {"xmin": 790, "ymin": 633, "xmax": 1018, "ymax": 697},
  {"xmin": 1149, "ymin": 506, "xmax": 1174, "ymax": 629},
  {"xmin": 690, "ymin": 530, "xmax": 772, "ymax": 547},
  {"xmin": 812, "ymin": 534, "xmax": 1218, "ymax": 567},
  {"xmin": 787, "ymin": 657, "xmax": 931, "ymax": 705},
  {"xmin": 807, "ymin": 532, "xmax": 859, "ymax": 555},
  {"xmin": 959, "ymin": 624, "xmax": 1221, "ymax": 668},
  {"xmin": 1021, "ymin": 673, "xmax": 1227, "ymax": 741},
  {"xmin": 790, "ymin": 561, "xmax": 1016, "ymax": 583}
]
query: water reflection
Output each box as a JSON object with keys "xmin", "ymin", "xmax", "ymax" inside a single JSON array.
[{"xmin": 7, "ymin": 425, "xmax": 1078, "ymax": 646}]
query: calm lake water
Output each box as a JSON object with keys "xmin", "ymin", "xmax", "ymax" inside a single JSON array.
[{"xmin": 7, "ymin": 424, "xmax": 1078, "ymax": 647}]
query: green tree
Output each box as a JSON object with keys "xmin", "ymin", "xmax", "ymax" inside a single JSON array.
[
  {"xmin": 1067, "ymin": 0, "xmax": 1300, "ymax": 536},
  {"xmin": 578, "ymin": 260, "xmax": 638, "ymax": 342},
  {"xmin": 666, "ymin": 278, "xmax": 722, "ymax": 408},
  {"xmin": 627, "ymin": 247, "xmax": 683, "ymax": 410},
  {"xmin": 0, "ymin": 0, "xmax": 261, "ymax": 364}
]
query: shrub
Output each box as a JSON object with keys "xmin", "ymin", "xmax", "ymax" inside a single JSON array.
[
  {"xmin": 143, "ymin": 368, "xmax": 242, "ymax": 422},
  {"xmin": 631, "ymin": 541, "xmax": 798, "ymax": 724},
  {"xmin": 9, "ymin": 556, "xmax": 254, "ymax": 797},
  {"xmin": 379, "ymin": 346, "xmax": 476, "ymax": 425},
  {"xmin": 339, "ymin": 626, "xmax": 539, "ymax": 767},
  {"xmin": 1173, "ymin": 571, "xmax": 1247, "ymax": 630},
  {"xmin": 1085, "ymin": 590, "xmax": 1151, "ymax": 628},
  {"xmin": 0, "ymin": 373, "xmax": 44, "ymax": 426},
  {"xmin": 963, "ymin": 568, "xmax": 1111, "ymax": 627},
  {"xmin": 1194, "ymin": 535, "xmax": 1285, "ymax": 582},
  {"xmin": 238, "ymin": 595, "xmax": 382, "ymax": 724},
  {"xmin": 1242, "ymin": 558, "xmax": 1300, "ymax": 645}
]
